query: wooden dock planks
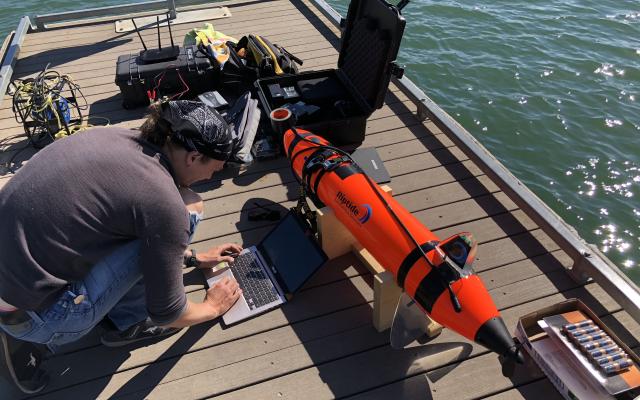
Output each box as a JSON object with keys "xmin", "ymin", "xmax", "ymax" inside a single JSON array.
[{"xmin": 1, "ymin": 0, "xmax": 637, "ymax": 399}]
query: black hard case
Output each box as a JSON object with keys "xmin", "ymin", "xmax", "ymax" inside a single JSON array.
[
  {"xmin": 115, "ymin": 45, "xmax": 217, "ymax": 109},
  {"xmin": 255, "ymin": 0, "xmax": 406, "ymax": 146}
]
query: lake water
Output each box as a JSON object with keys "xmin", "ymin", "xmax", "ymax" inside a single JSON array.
[{"xmin": 1, "ymin": 0, "xmax": 639, "ymax": 282}]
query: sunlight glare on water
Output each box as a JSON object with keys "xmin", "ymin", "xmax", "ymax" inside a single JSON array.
[{"xmin": 322, "ymin": 0, "xmax": 640, "ymax": 282}]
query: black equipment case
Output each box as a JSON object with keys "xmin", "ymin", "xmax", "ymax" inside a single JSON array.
[
  {"xmin": 115, "ymin": 45, "xmax": 217, "ymax": 109},
  {"xmin": 255, "ymin": 0, "xmax": 406, "ymax": 146}
]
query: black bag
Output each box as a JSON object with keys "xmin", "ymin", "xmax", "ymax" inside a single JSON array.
[
  {"xmin": 224, "ymin": 91, "xmax": 261, "ymax": 164},
  {"xmin": 243, "ymin": 35, "xmax": 302, "ymax": 76},
  {"xmin": 221, "ymin": 35, "xmax": 302, "ymax": 92}
]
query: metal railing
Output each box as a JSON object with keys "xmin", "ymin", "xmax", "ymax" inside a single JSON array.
[
  {"xmin": 0, "ymin": 16, "xmax": 30, "ymax": 109},
  {"xmin": 33, "ymin": 0, "xmax": 212, "ymax": 31}
]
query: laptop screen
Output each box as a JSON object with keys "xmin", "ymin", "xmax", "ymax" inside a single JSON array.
[{"xmin": 260, "ymin": 212, "xmax": 327, "ymax": 293}]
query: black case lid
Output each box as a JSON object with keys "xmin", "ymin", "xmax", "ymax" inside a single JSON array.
[{"xmin": 338, "ymin": 0, "xmax": 406, "ymax": 111}]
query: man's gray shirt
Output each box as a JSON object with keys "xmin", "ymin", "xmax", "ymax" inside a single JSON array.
[{"xmin": 0, "ymin": 128, "xmax": 189, "ymax": 325}]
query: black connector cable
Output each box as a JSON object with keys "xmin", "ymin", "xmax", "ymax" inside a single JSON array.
[
  {"xmin": 287, "ymin": 127, "xmax": 463, "ymax": 313},
  {"xmin": 3, "ymin": 66, "xmax": 111, "ymax": 173},
  {"xmin": 9, "ymin": 66, "xmax": 88, "ymax": 148},
  {"xmin": 249, "ymin": 202, "xmax": 281, "ymax": 221}
]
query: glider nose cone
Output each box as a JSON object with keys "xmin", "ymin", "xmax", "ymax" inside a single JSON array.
[{"xmin": 475, "ymin": 316, "xmax": 524, "ymax": 364}]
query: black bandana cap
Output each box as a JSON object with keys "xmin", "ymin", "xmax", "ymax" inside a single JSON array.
[{"xmin": 161, "ymin": 100, "xmax": 233, "ymax": 161}]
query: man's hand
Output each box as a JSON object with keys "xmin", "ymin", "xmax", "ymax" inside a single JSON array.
[
  {"xmin": 204, "ymin": 276, "xmax": 242, "ymax": 318},
  {"xmin": 196, "ymin": 243, "xmax": 243, "ymax": 269},
  {"xmin": 167, "ymin": 276, "xmax": 242, "ymax": 328}
]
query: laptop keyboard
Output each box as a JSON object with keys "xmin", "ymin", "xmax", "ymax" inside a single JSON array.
[{"xmin": 232, "ymin": 252, "xmax": 281, "ymax": 310}]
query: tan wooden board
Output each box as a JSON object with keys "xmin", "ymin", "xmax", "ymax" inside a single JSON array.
[
  {"xmin": 17, "ymin": 24, "xmax": 338, "ymax": 77},
  {"xmin": 194, "ymin": 152, "xmax": 477, "ymax": 210},
  {"xmin": 21, "ymin": 0, "xmax": 282, "ymax": 39},
  {"xmin": 196, "ymin": 139, "xmax": 468, "ymax": 205},
  {"xmin": 57, "ymin": 206, "xmax": 550, "ymax": 355},
  {"xmin": 38, "ymin": 273, "xmax": 376, "ymax": 395},
  {"xmin": 0, "ymin": 111, "xmax": 433, "ymax": 169},
  {"xmin": 190, "ymin": 155, "xmax": 490, "ymax": 233},
  {"xmin": 0, "ymin": 247, "xmax": 574, "ymax": 397},
  {"xmin": 195, "ymin": 168, "xmax": 490, "ymax": 235},
  {"xmin": 191, "ymin": 141, "xmax": 473, "ymax": 208},
  {"xmin": 203, "ymin": 186, "xmax": 538, "ymax": 249},
  {"xmin": 64, "ymin": 14, "xmax": 334, "ymax": 51},
  {"xmin": 22, "ymin": 0, "xmax": 335, "ymax": 38}
]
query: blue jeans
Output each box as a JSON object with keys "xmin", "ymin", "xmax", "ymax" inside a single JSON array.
[{"xmin": 0, "ymin": 211, "xmax": 202, "ymax": 353}]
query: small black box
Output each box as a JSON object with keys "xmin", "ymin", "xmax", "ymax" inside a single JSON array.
[
  {"xmin": 255, "ymin": 0, "xmax": 406, "ymax": 147},
  {"xmin": 115, "ymin": 45, "xmax": 218, "ymax": 109}
]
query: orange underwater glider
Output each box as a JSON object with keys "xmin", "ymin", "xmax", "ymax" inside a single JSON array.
[{"xmin": 283, "ymin": 126, "xmax": 523, "ymax": 363}]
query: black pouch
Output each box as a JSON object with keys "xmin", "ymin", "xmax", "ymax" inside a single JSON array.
[
  {"xmin": 225, "ymin": 35, "xmax": 302, "ymax": 79},
  {"xmin": 221, "ymin": 35, "xmax": 303, "ymax": 96},
  {"xmin": 247, "ymin": 35, "xmax": 302, "ymax": 76},
  {"xmin": 220, "ymin": 41, "xmax": 258, "ymax": 93}
]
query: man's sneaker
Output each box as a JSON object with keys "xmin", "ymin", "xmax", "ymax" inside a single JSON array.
[
  {"xmin": 0, "ymin": 332, "xmax": 48, "ymax": 394},
  {"xmin": 100, "ymin": 319, "xmax": 181, "ymax": 347}
]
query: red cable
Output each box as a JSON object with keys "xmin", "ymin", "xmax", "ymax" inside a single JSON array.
[{"xmin": 169, "ymin": 68, "xmax": 190, "ymax": 100}]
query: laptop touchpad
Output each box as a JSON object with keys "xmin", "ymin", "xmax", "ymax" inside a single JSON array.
[{"xmin": 206, "ymin": 269, "xmax": 250, "ymax": 318}]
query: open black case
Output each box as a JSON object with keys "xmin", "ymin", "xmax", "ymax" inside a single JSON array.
[{"xmin": 255, "ymin": 0, "xmax": 406, "ymax": 147}]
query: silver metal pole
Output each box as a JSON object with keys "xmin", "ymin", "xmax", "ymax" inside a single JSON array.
[
  {"xmin": 0, "ymin": 16, "xmax": 31, "ymax": 109},
  {"xmin": 167, "ymin": 0, "xmax": 177, "ymax": 19}
]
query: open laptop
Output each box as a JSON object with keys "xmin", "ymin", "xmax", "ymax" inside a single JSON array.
[{"xmin": 207, "ymin": 211, "xmax": 328, "ymax": 325}]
